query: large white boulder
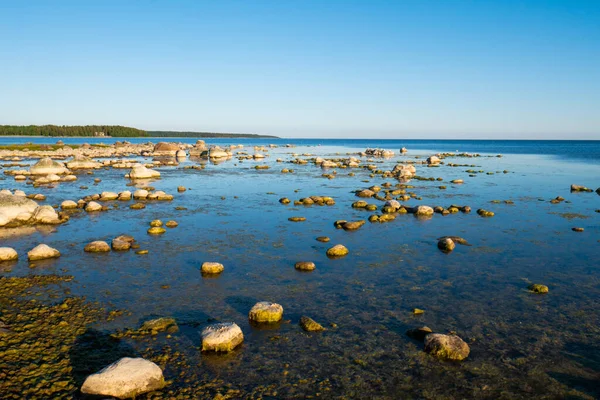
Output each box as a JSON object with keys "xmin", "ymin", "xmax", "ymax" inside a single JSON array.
[
  {"xmin": 0, "ymin": 193, "xmax": 39, "ymax": 227},
  {"xmin": 127, "ymin": 164, "xmax": 161, "ymax": 179},
  {"xmin": 27, "ymin": 244, "xmax": 60, "ymax": 261},
  {"xmin": 29, "ymin": 157, "xmax": 69, "ymax": 175},
  {"xmin": 81, "ymin": 357, "xmax": 165, "ymax": 398},
  {"xmin": 66, "ymin": 155, "xmax": 102, "ymax": 169},
  {"xmin": 0, "ymin": 247, "xmax": 18, "ymax": 261}
]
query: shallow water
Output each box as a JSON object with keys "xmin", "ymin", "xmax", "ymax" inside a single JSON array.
[{"xmin": 1, "ymin": 140, "xmax": 599, "ymax": 399}]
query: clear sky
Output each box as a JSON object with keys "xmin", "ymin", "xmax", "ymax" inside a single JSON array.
[{"xmin": 1, "ymin": 0, "xmax": 599, "ymax": 139}]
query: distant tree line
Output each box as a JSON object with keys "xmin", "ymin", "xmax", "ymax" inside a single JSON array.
[
  {"xmin": 0, "ymin": 125, "xmax": 148, "ymax": 137},
  {"xmin": 148, "ymin": 131, "xmax": 278, "ymax": 138}
]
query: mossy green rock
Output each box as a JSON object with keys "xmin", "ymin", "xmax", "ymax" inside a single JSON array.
[
  {"xmin": 528, "ymin": 283, "xmax": 549, "ymax": 294},
  {"xmin": 424, "ymin": 333, "xmax": 470, "ymax": 361}
]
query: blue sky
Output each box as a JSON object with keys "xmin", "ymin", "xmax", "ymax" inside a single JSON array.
[{"xmin": 0, "ymin": 0, "xmax": 598, "ymax": 138}]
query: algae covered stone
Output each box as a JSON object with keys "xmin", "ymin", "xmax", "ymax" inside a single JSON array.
[
  {"xmin": 300, "ymin": 316, "xmax": 325, "ymax": 332},
  {"xmin": 437, "ymin": 238, "xmax": 455, "ymax": 253},
  {"xmin": 81, "ymin": 357, "xmax": 165, "ymax": 398},
  {"xmin": 140, "ymin": 317, "xmax": 178, "ymax": 334},
  {"xmin": 201, "ymin": 322, "xmax": 244, "ymax": 352},
  {"xmin": 528, "ymin": 283, "xmax": 549, "ymax": 294},
  {"xmin": 424, "ymin": 333, "xmax": 470, "ymax": 361},
  {"xmin": 326, "ymin": 244, "xmax": 349, "ymax": 258},
  {"xmin": 249, "ymin": 301, "xmax": 284, "ymax": 323}
]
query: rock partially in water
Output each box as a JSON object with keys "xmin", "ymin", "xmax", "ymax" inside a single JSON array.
[
  {"xmin": 84, "ymin": 241, "xmax": 111, "ymax": 253},
  {"xmin": 29, "ymin": 157, "xmax": 69, "ymax": 175},
  {"xmin": 406, "ymin": 326, "xmax": 433, "ymax": 342},
  {"xmin": 0, "ymin": 193, "xmax": 39, "ymax": 227},
  {"xmin": 153, "ymin": 142, "xmax": 180, "ymax": 155},
  {"xmin": 140, "ymin": 317, "xmax": 178, "ymax": 334},
  {"xmin": 201, "ymin": 322, "xmax": 244, "ymax": 352},
  {"xmin": 572, "ymin": 227, "xmax": 584, "ymax": 232},
  {"xmin": 0, "ymin": 247, "xmax": 18, "ymax": 261},
  {"xmin": 61, "ymin": 200, "xmax": 78, "ymax": 210},
  {"xmin": 295, "ymin": 261, "xmax": 316, "ymax": 271},
  {"xmin": 288, "ymin": 216, "xmax": 306, "ymax": 222},
  {"xmin": 85, "ymin": 201, "xmax": 103, "ymax": 212},
  {"xmin": 31, "ymin": 205, "xmax": 61, "ymax": 224},
  {"xmin": 27, "ymin": 244, "xmax": 60, "ymax": 261},
  {"xmin": 300, "ymin": 316, "xmax": 325, "ymax": 331},
  {"xmin": 249, "ymin": 301, "xmax": 284, "ymax": 323},
  {"xmin": 165, "ymin": 220, "xmax": 178, "ymax": 228},
  {"xmin": 316, "ymin": 236, "xmax": 330, "ymax": 242},
  {"xmin": 201, "ymin": 262, "xmax": 224, "ymax": 275},
  {"xmin": 81, "ymin": 357, "xmax": 165, "ymax": 398},
  {"xmin": 427, "ymin": 155, "xmax": 441, "ymax": 165},
  {"xmin": 424, "ymin": 333, "xmax": 470, "ymax": 361},
  {"xmin": 570, "ymin": 184, "xmax": 593, "ymax": 192},
  {"xmin": 342, "ymin": 220, "xmax": 365, "ymax": 231},
  {"xmin": 147, "ymin": 226, "xmax": 166, "ymax": 235},
  {"xmin": 477, "ymin": 208, "xmax": 495, "ymax": 217},
  {"xmin": 127, "ymin": 164, "xmax": 161, "ymax": 179},
  {"xmin": 412, "ymin": 205, "xmax": 434, "ymax": 216},
  {"xmin": 437, "ymin": 238, "xmax": 455, "ymax": 253},
  {"xmin": 528, "ymin": 283, "xmax": 549, "ymax": 294},
  {"xmin": 326, "ymin": 244, "xmax": 349, "ymax": 258},
  {"xmin": 66, "ymin": 155, "xmax": 102, "ymax": 169},
  {"xmin": 111, "ymin": 238, "xmax": 131, "ymax": 251},
  {"xmin": 150, "ymin": 219, "xmax": 163, "ymax": 227}
]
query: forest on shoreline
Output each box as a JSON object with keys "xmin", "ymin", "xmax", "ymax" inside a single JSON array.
[{"xmin": 0, "ymin": 125, "xmax": 276, "ymax": 138}]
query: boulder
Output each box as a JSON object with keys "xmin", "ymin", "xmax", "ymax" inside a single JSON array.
[
  {"xmin": 326, "ymin": 244, "xmax": 349, "ymax": 258},
  {"xmin": 27, "ymin": 244, "xmax": 60, "ymax": 261},
  {"xmin": 426, "ymin": 155, "xmax": 441, "ymax": 165},
  {"xmin": 413, "ymin": 205, "xmax": 434, "ymax": 216},
  {"xmin": 66, "ymin": 155, "xmax": 102, "ymax": 169},
  {"xmin": 85, "ymin": 201, "xmax": 103, "ymax": 212},
  {"xmin": 139, "ymin": 317, "xmax": 178, "ymax": 334},
  {"xmin": 392, "ymin": 164, "xmax": 416, "ymax": 178},
  {"xmin": 29, "ymin": 157, "xmax": 69, "ymax": 175},
  {"xmin": 0, "ymin": 247, "xmax": 18, "ymax": 262},
  {"xmin": 201, "ymin": 262, "xmax": 224, "ymax": 275},
  {"xmin": 100, "ymin": 191, "xmax": 119, "ymax": 201},
  {"xmin": 127, "ymin": 165, "xmax": 160, "ymax": 179},
  {"xmin": 31, "ymin": 205, "xmax": 61, "ymax": 224},
  {"xmin": 0, "ymin": 193, "xmax": 39, "ymax": 227},
  {"xmin": 153, "ymin": 142, "xmax": 180, "ymax": 155},
  {"xmin": 248, "ymin": 302, "xmax": 284, "ymax": 323},
  {"xmin": 80, "ymin": 357, "xmax": 165, "ymax": 398},
  {"xmin": 84, "ymin": 241, "xmax": 111, "ymax": 253},
  {"xmin": 528, "ymin": 283, "xmax": 549, "ymax": 294},
  {"xmin": 61, "ymin": 200, "xmax": 78, "ymax": 210},
  {"xmin": 175, "ymin": 149, "xmax": 186, "ymax": 157},
  {"xmin": 424, "ymin": 333, "xmax": 470, "ymax": 361},
  {"xmin": 201, "ymin": 322, "xmax": 244, "ymax": 352},
  {"xmin": 133, "ymin": 189, "xmax": 149, "ymax": 199}
]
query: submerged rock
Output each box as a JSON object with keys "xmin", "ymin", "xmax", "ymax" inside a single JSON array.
[
  {"xmin": 406, "ymin": 326, "xmax": 433, "ymax": 342},
  {"xmin": 201, "ymin": 322, "xmax": 244, "ymax": 352},
  {"xmin": 140, "ymin": 317, "xmax": 178, "ymax": 334},
  {"xmin": 424, "ymin": 333, "xmax": 470, "ymax": 361},
  {"xmin": 570, "ymin": 184, "xmax": 592, "ymax": 192},
  {"xmin": 27, "ymin": 244, "xmax": 60, "ymax": 261},
  {"xmin": 81, "ymin": 357, "xmax": 165, "ymax": 398},
  {"xmin": 437, "ymin": 238, "xmax": 455, "ymax": 253},
  {"xmin": 342, "ymin": 220, "xmax": 366, "ymax": 231},
  {"xmin": 528, "ymin": 283, "xmax": 549, "ymax": 293},
  {"xmin": 249, "ymin": 302, "xmax": 284, "ymax": 323},
  {"xmin": 300, "ymin": 316, "xmax": 325, "ymax": 332}
]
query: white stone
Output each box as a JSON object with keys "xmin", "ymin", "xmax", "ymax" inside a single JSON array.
[
  {"xmin": 27, "ymin": 244, "xmax": 60, "ymax": 261},
  {"xmin": 0, "ymin": 247, "xmax": 18, "ymax": 261},
  {"xmin": 128, "ymin": 164, "xmax": 160, "ymax": 179},
  {"xmin": 81, "ymin": 357, "xmax": 165, "ymax": 398},
  {"xmin": 201, "ymin": 322, "xmax": 244, "ymax": 352}
]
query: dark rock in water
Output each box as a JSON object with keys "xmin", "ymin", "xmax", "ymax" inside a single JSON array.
[
  {"xmin": 279, "ymin": 197, "xmax": 290, "ymax": 204},
  {"xmin": 570, "ymin": 184, "xmax": 593, "ymax": 192},
  {"xmin": 528, "ymin": 283, "xmax": 549, "ymax": 293},
  {"xmin": 300, "ymin": 316, "xmax": 325, "ymax": 331},
  {"xmin": 477, "ymin": 208, "xmax": 494, "ymax": 217},
  {"xmin": 572, "ymin": 227, "xmax": 584, "ymax": 232},
  {"xmin": 406, "ymin": 326, "xmax": 433, "ymax": 342},
  {"xmin": 295, "ymin": 261, "xmax": 316, "ymax": 271},
  {"xmin": 424, "ymin": 333, "xmax": 470, "ymax": 361},
  {"xmin": 437, "ymin": 238, "xmax": 455, "ymax": 253}
]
